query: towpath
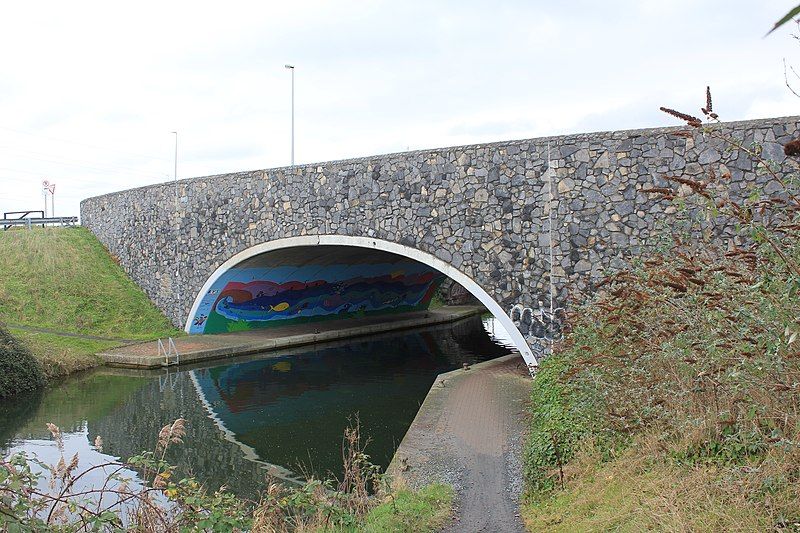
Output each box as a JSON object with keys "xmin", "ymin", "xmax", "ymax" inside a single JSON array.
[
  {"xmin": 98, "ymin": 306, "xmax": 482, "ymax": 368},
  {"xmin": 4, "ymin": 323, "xmax": 136, "ymax": 343},
  {"xmin": 388, "ymin": 354, "xmax": 530, "ymax": 532}
]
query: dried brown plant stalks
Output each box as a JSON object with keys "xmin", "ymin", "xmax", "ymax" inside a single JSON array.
[
  {"xmin": 528, "ymin": 94, "xmax": 800, "ymax": 522},
  {"xmin": 657, "ymin": 87, "xmax": 800, "ymax": 278},
  {"xmin": 249, "ymin": 416, "xmax": 388, "ymax": 532},
  {"xmin": 1, "ymin": 415, "xmax": 395, "ymax": 531},
  {"xmin": 0, "ymin": 417, "xmax": 258, "ymax": 531}
]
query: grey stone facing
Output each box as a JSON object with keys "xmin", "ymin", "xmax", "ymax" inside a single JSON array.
[{"xmin": 80, "ymin": 117, "xmax": 800, "ymax": 352}]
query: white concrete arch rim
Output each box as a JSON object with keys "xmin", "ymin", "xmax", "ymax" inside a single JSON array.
[{"xmin": 184, "ymin": 235, "xmax": 537, "ymax": 369}]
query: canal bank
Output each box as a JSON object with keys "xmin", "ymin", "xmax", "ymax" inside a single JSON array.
[
  {"xmin": 387, "ymin": 354, "xmax": 530, "ymax": 532},
  {"xmin": 0, "ymin": 227, "xmax": 182, "ymax": 381},
  {"xmin": 99, "ymin": 305, "xmax": 483, "ymax": 368},
  {"xmin": 3, "ymin": 315, "xmax": 514, "ymax": 500}
]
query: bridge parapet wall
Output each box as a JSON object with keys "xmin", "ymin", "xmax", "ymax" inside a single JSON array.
[{"xmin": 81, "ymin": 117, "xmax": 799, "ymax": 356}]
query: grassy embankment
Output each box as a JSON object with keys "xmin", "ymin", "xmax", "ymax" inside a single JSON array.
[
  {"xmin": 0, "ymin": 228, "xmax": 454, "ymax": 531},
  {"xmin": 524, "ymin": 237, "xmax": 800, "ymax": 531},
  {"xmin": 0, "ymin": 227, "xmax": 181, "ymax": 380},
  {"xmin": 522, "ymin": 125, "xmax": 800, "ymax": 530},
  {"xmin": 356, "ymin": 483, "xmax": 453, "ymax": 532}
]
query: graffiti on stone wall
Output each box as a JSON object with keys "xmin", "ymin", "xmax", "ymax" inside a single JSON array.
[{"xmin": 509, "ymin": 302, "xmax": 566, "ymax": 363}]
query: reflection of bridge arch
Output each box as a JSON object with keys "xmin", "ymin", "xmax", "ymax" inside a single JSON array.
[
  {"xmin": 185, "ymin": 235, "xmax": 537, "ymax": 368},
  {"xmin": 183, "ymin": 318, "xmax": 512, "ymax": 482},
  {"xmin": 187, "ymin": 369, "xmax": 306, "ymax": 485}
]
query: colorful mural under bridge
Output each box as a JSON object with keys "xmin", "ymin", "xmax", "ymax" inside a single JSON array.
[{"xmin": 189, "ymin": 246, "xmax": 446, "ymax": 335}]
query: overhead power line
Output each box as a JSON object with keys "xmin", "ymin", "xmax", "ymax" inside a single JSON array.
[
  {"xmin": 0, "ymin": 168, "xmax": 169, "ymax": 188},
  {"xmin": 0, "ymin": 145, "xmax": 169, "ymax": 177},
  {"xmin": 0, "ymin": 150, "xmax": 167, "ymax": 179},
  {"xmin": 0, "ymin": 125, "xmax": 172, "ymax": 163}
]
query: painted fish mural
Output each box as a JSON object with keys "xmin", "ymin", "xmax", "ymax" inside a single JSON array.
[{"xmin": 188, "ymin": 254, "xmax": 445, "ymax": 334}]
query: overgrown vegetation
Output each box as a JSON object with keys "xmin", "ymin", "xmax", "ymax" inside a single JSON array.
[
  {"xmin": 524, "ymin": 92, "xmax": 800, "ymax": 530},
  {"xmin": 0, "ymin": 325, "xmax": 46, "ymax": 398},
  {"xmin": 7, "ymin": 328, "xmax": 119, "ymax": 381},
  {"xmin": 0, "ymin": 418, "xmax": 452, "ymax": 532},
  {"xmin": 0, "ymin": 227, "xmax": 181, "ymax": 378}
]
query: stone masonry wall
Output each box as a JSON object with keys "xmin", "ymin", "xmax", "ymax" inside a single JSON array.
[{"xmin": 81, "ymin": 117, "xmax": 799, "ymax": 343}]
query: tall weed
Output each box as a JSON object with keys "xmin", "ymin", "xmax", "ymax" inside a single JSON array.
[{"xmin": 525, "ymin": 90, "xmax": 800, "ymax": 527}]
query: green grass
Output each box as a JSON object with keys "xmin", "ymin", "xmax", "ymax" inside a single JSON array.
[
  {"xmin": 9, "ymin": 328, "xmax": 118, "ymax": 380},
  {"xmin": 0, "ymin": 227, "xmax": 178, "ymax": 338},
  {"xmin": 316, "ymin": 484, "xmax": 453, "ymax": 533},
  {"xmin": 522, "ymin": 444, "xmax": 776, "ymax": 532},
  {"xmin": 522, "ymin": 228, "xmax": 800, "ymax": 528},
  {"xmin": 312, "ymin": 484, "xmax": 453, "ymax": 533},
  {"xmin": 360, "ymin": 484, "xmax": 453, "ymax": 533},
  {"xmin": 0, "ymin": 227, "xmax": 181, "ymax": 378}
]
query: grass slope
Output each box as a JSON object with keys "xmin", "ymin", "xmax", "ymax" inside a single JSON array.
[
  {"xmin": 361, "ymin": 484, "xmax": 453, "ymax": 533},
  {"xmin": 522, "ymin": 115, "xmax": 800, "ymax": 531},
  {"xmin": 8, "ymin": 328, "xmax": 119, "ymax": 379},
  {"xmin": 523, "ymin": 441, "xmax": 778, "ymax": 532},
  {"xmin": 523, "ymin": 234, "xmax": 800, "ymax": 530},
  {"xmin": 0, "ymin": 227, "xmax": 181, "ymax": 377}
]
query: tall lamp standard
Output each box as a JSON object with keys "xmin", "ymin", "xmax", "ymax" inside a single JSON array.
[
  {"xmin": 284, "ymin": 64, "xmax": 295, "ymax": 166},
  {"xmin": 170, "ymin": 131, "xmax": 181, "ymax": 314},
  {"xmin": 171, "ymin": 131, "xmax": 178, "ymax": 209}
]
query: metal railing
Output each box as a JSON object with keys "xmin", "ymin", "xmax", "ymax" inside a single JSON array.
[{"xmin": 1, "ymin": 216, "xmax": 78, "ymax": 230}]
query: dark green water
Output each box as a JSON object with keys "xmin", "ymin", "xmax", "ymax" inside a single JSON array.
[{"xmin": 0, "ymin": 316, "xmax": 514, "ymax": 498}]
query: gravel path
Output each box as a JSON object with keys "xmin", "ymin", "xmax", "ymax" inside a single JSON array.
[
  {"xmin": 388, "ymin": 355, "xmax": 530, "ymax": 532},
  {"xmin": 4, "ymin": 323, "xmax": 136, "ymax": 343}
]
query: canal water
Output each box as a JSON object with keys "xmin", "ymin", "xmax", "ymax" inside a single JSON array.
[{"xmin": 0, "ymin": 315, "xmax": 515, "ymax": 499}]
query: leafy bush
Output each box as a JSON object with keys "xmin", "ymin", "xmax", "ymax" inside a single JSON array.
[
  {"xmin": 524, "ymin": 333, "xmax": 628, "ymax": 495},
  {"xmin": 0, "ymin": 324, "xmax": 46, "ymax": 398}
]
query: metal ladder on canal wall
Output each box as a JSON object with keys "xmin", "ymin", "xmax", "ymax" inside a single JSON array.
[{"xmin": 158, "ymin": 337, "xmax": 180, "ymax": 366}]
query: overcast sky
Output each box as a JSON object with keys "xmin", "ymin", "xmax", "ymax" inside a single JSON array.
[{"xmin": 0, "ymin": 1, "xmax": 798, "ymax": 218}]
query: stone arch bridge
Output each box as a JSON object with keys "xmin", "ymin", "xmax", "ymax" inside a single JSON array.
[{"xmin": 81, "ymin": 117, "xmax": 799, "ymax": 369}]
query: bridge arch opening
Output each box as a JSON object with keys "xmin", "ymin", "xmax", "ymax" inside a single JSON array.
[{"xmin": 185, "ymin": 235, "xmax": 537, "ymax": 369}]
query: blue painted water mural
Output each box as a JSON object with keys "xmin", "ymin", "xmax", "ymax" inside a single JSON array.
[{"xmin": 189, "ymin": 247, "xmax": 445, "ymax": 334}]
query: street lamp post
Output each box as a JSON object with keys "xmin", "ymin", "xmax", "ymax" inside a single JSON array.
[
  {"xmin": 170, "ymin": 131, "xmax": 181, "ymax": 315},
  {"xmin": 171, "ymin": 131, "xmax": 178, "ymax": 209},
  {"xmin": 284, "ymin": 64, "xmax": 295, "ymax": 166}
]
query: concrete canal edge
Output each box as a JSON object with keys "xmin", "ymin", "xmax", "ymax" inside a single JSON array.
[
  {"xmin": 386, "ymin": 354, "xmax": 531, "ymax": 532},
  {"xmin": 99, "ymin": 305, "xmax": 485, "ymax": 368}
]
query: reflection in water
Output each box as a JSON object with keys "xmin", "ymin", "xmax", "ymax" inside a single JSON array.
[
  {"xmin": 1, "ymin": 316, "xmax": 514, "ymax": 499},
  {"xmin": 4, "ymin": 426, "xmax": 149, "ymax": 517}
]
